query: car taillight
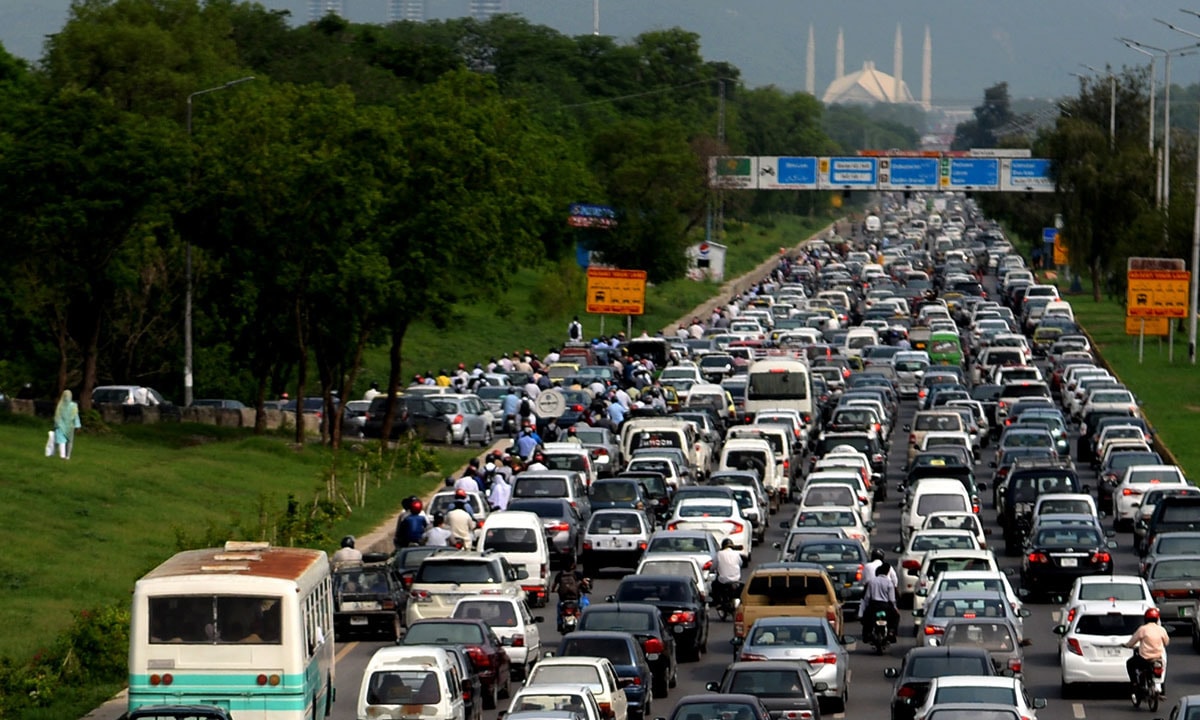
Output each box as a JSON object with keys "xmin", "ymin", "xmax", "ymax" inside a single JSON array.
[
  {"xmin": 599, "ymin": 702, "xmax": 614, "ymax": 719},
  {"xmin": 453, "ymin": 414, "xmax": 464, "ymax": 425},
  {"xmin": 1027, "ymin": 552, "xmax": 1049, "ymax": 564},
  {"xmin": 643, "ymin": 637, "xmax": 665, "ymax": 654},
  {"xmin": 1066, "ymin": 638, "xmax": 1083, "ymax": 656},
  {"xmin": 667, "ymin": 522, "xmax": 679, "ymax": 531},
  {"xmin": 1123, "ymin": 488, "xmax": 1142, "ymax": 496},
  {"xmin": 729, "ymin": 522, "xmax": 745, "ymax": 534},
  {"xmin": 583, "ymin": 540, "xmax": 593, "ymax": 550},
  {"xmin": 734, "ymin": 608, "xmax": 745, "ymax": 636},
  {"xmin": 909, "ymin": 434, "xmax": 917, "ymax": 445},
  {"xmin": 510, "ymin": 633, "xmax": 525, "ymax": 647},
  {"xmin": 402, "ymin": 575, "xmax": 414, "ymax": 589},
  {"xmin": 466, "ymin": 645, "xmax": 491, "ymax": 669},
  {"xmin": 638, "ymin": 541, "xmax": 647, "ymax": 551},
  {"xmin": 855, "ymin": 564, "xmax": 863, "ymax": 581},
  {"xmin": 1008, "ymin": 657, "xmax": 1023, "ymax": 674},
  {"xmin": 381, "ymin": 599, "xmax": 395, "ymax": 610},
  {"xmin": 825, "ymin": 608, "xmax": 837, "ymax": 625},
  {"xmin": 897, "ymin": 685, "xmax": 918, "ymax": 699},
  {"xmin": 809, "ymin": 652, "xmax": 838, "ymax": 665},
  {"xmin": 703, "ymin": 560, "xmax": 713, "ymax": 571},
  {"xmin": 739, "ymin": 652, "xmax": 768, "ymax": 662},
  {"xmin": 628, "ymin": 675, "xmax": 642, "ymax": 686},
  {"xmin": 902, "ymin": 560, "xmax": 920, "ymax": 570},
  {"xmin": 924, "ymin": 625, "xmax": 944, "ymax": 635},
  {"xmin": 1091, "ymin": 552, "xmax": 1111, "ymax": 564},
  {"xmin": 1066, "ymin": 608, "xmax": 1077, "ymax": 623},
  {"xmin": 547, "ymin": 522, "xmax": 570, "ymax": 532},
  {"xmin": 668, "ymin": 611, "xmax": 696, "ymax": 624},
  {"xmin": 411, "ymin": 590, "xmax": 433, "ymax": 603},
  {"xmin": 1154, "ymin": 662, "xmax": 1165, "ymax": 678}
]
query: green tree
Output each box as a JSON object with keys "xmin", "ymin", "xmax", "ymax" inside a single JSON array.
[{"xmin": 952, "ymin": 82, "xmax": 1014, "ymax": 150}]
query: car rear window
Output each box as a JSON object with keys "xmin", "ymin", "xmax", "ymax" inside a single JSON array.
[
  {"xmin": 1151, "ymin": 559, "xmax": 1200, "ymax": 579},
  {"xmin": 934, "ymin": 686, "xmax": 1015, "ymax": 705},
  {"xmin": 1075, "ymin": 613, "xmax": 1143, "ymax": 635},
  {"xmin": 579, "ymin": 610, "xmax": 654, "ymax": 633},
  {"xmin": 916, "ymin": 415, "xmax": 962, "ymax": 432},
  {"xmin": 729, "ymin": 669, "xmax": 806, "ymax": 696},
  {"xmin": 416, "ymin": 560, "xmax": 498, "ymax": 584},
  {"xmin": 403, "ymin": 622, "xmax": 484, "ymax": 645},
  {"xmin": 749, "ymin": 623, "xmax": 827, "ymax": 646},
  {"xmin": 528, "ymin": 664, "xmax": 603, "ymax": 690},
  {"xmin": 909, "ymin": 656, "xmax": 990, "ymax": 678},
  {"xmin": 514, "ymin": 478, "xmax": 568, "ymax": 498},
  {"xmin": 943, "ymin": 621, "xmax": 1017, "ymax": 651},
  {"xmin": 365, "ymin": 669, "xmax": 440, "ymax": 705},
  {"xmin": 561, "ymin": 637, "xmax": 633, "ymax": 662},
  {"xmin": 1079, "ymin": 583, "xmax": 1145, "ymax": 601},
  {"xmin": 912, "ymin": 534, "xmax": 975, "ymax": 551},
  {"xmin": 480, "ymin": 527, "xmax": 539, "ymax": 553},
  {"xmin": 917, "ymin": 494, "xmax": 968, "ymax": 515},
  {"xmin": 588, "ymin": 513, "xmax": 642, "ymax": 534},
  {"xmin": 593, "ymin": 482, "xmax": 639, "ymax": 503}
]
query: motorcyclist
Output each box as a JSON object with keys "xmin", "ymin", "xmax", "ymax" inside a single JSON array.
[
  {"xmin": 551, "ymin": 560, "xmax": 590, "ymax": 629},
  {"xmin": 446, "ymin": 495, "xmax": 476, "ymax": 548},
  {"xmin": 331, "ymin": 535, "xmax": 363, "ymax": 565},
  {"xmin": 394, "ymin": 500, "xmax": 428, "ymax": 549},
  {"xmin": 1125, "ymin": 607, "xmax": 1170, "ymax": 696},
  {"xmin": 713, "ymin": 538, "xmax": 744, "ymax": 608},
  {"xmin": 860, "ymin": 560, "xmax": 900, "ymax": 643},
  {"xmin": 863, "ymin": 547, "xmax": 899, "ymax": 586}
]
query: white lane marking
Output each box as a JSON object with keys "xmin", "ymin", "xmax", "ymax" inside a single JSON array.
[{"xmin": 1073, "ymin": 702, "xmax": 1085, "ymax": 718}]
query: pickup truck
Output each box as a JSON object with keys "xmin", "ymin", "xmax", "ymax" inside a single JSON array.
[{"xmin": 733, "ymin": 562, "xmax": 843, "ymax": 639}]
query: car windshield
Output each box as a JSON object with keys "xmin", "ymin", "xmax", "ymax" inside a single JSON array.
[
  {"xmin": 1151, "ymin": 559, "xmax": 1200, "ymax": 579},
  {"xmin": 513, "ymin": 478, "xmax": 569, "ymax": 498},
  {"xmin": 932, "ymin": 687, "xmax": 1016, "ymax": 705},
  {"xmin": 527, "ymin": 664, "xmax": 603, "ymax": 691},
  {"xmin": 365, "ymin": 669, "xmax": 441, "ymax": 705},
  {"xmin": 588, "ymin": 513, "xmax": 642, "ymax": 534},
  {"xmin": 943, "ymin": 622, "xmax": 1017, "ymax": 650},
  {"xmin": 749, "ymin": 623, "xmax": 827, "ymax": 646},
  {"xmin": 403, "ymin": 622, "xmax": 484, "ymax": 645},
  {"xmin": 1032, "ymin": 529, "xmax": 1101, "ymax": 548},
  {"xmin": 794, "ymin": 510, "xmax": 856, "ymax": 527},
  {"xmin": 415, "ymin": 561, "xmax": 498, "ymax": 584},
  {"xmin": 729, "ymin": 669, "xmax": 806, "ymax": 696},
  {"xmin": 616, "ymin": 580, "xmax": 688, "ymax": 603}
]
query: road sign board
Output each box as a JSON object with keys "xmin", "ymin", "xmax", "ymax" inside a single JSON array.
[
  {"xmin": 945, "ymin": 158, "xmax": 999, "ymax": 190},
  {"xmin": 1125, "ymin": 316, "xmax": 1170, "ymax": 336},
  {"xmin": 586, "ymin": 267, "xmax": 647, "ymax": 315},
  {"xmin": 1127, "ymin": 269, "xmax": 1190, "ymax": 318},
  {"xmin": 534, "ymin": 389, "xmax": 567, "ymax": 417},
  {"xmin": 1003, "ymin": 158, "xmax": 1054, "ymax": 193},
  {"xmin": 878, "ymin": 157, "xmax": 939, "ymax": 190},
  {"xmin": 820, "ymin": 157, "xmax": 878, "ymax": 189},
  {"xmin": 969, "ymin": 148, "xmax": 1032, "ymax": 158},
  {"xmin": 1053, "ymin": 234, "xmax": 1068, "ymax": 265},
  {"xmin": 1042, "ymin": 227, "xmax": 1058, "ymax": 244},
  {"xmin": 709, "ymin": 156, "xmax": 758, "ymax": 189},
  {"xmin": 758, "ymin": 156, "xmax": 818, "ymax": 190}
]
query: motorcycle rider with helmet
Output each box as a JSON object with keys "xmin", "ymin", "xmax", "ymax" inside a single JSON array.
[
  {"xmin": 712, "ymin": 538, "xmax": 744, "ymax": 609},
  {"xmin": 863, "ymin": 547, "xmax": 898, "ymax": 585},
  {"xmin": 860, "ymin": 559, "xmax": 900, "ymax": 643},
  {"xmin": 331, "ymin": 535, "xmax": 363, "ymax": 565},
  {"xmin": 1125, "ymin": 607, "xmax": 1170, "ymax": 697}
]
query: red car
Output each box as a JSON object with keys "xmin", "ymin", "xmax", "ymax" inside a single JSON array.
[{"xmin": 402, "ymin": 618, "xmax": 511, "ymax": 709}]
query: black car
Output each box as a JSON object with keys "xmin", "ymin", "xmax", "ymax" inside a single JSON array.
[
  {"xmin": 997, "ymin": 459, "xmax": 1081, "ymax": 554},
  {"xmin": 663, "ymin": 693, "xmax": 771, "ymax": 720},
  {"xmin": 706, "ymin": 661, "xmax": 823, "ymax": 720},
  {"xmin": 792, "ymin": 538, "xmax": 868, "ymax": 618},
  {"xmin": 812, "ymin": 431, "xmax": 887, "ymax": 479},
  {"xmin": 609, "ymin": 574, "xmax": 709, "ymax": 662},
  {"xmin": 555, "ymin": 630, "xmax": 655, "ymax": 719},
  {"xmin": 884, "ymin": 646, "xmax": 997, "ymax": 720},
  {"xmin": 332, "ymin": 556, "xmax": 405, "ymax": 640},
  {"xmin": 990, "ymin": 449, "xmax": 1062, "ymax": 510},
  {"xmin": 577, "ymin": 602, "xmax": 678, "ymax": 698},
  {"xmin": 1141, "ymin": 493, "xmax": 1200, "ymax": 556},
  {"xmin": 1020, "ymin": 523, "xmax": 1116, "ymax": 601},
  {"xmin": 591, "ymin": 478, "xmax": 657, "ymax": 528}
]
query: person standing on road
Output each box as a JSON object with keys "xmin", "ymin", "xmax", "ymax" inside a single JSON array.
[
  {"xmin": 363, "ymin": 382, "xmax": 381, "ymax": 401},
  {"xmin": 53, "ymin": 390, "xmax": 81, "ymax": 460},
  {"xmin": 488, "ymin": 472, "xmax": 512, "ymax": 511},
  {"xmin": 568, "ymin": 316, "xmax": 583, "ymax": 342}
]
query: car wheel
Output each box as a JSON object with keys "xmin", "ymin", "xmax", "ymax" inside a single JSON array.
[
  {"xmin": 653, "ymin": 673, "xmax": 668, "ymax": 698},
  {"xmin": 827, "ymin": 688, "xmax": 847, "ymax": 714},
  {"xmin": 390, "ymin": 614, "xmax": 402, "ymax": 642},
  {"xmin": 444, "ymin": 428, "xmax": 455, "ymax": 445},
  {"xmin": 481, "ymin": 427, "xmax": 493, "ymax": 446},
  {"xmin": 1060, "ymin": 679, "xmax": 1073, "ymax": 699},
  {"xmin": 461, "ymin": 430, "xmax": 472, "ymax": 447},
  {"xmin": 483, "ymin": 682, "xmax": 497, "ymax": 710},
  {"xmin": 669, "ymin": 663, "xmax": 678, "ymax": 688}
]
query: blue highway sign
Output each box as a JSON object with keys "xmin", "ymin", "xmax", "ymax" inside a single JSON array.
[
  {"xmin": 947, "ymin": 158, "xmax": 999, "ymax": 190},
  {"xmin": 879, "ymin": 157, "xmax": 939, "ymax": 190}
]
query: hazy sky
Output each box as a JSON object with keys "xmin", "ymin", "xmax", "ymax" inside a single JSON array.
[{"xmin": 3, "ymin": 0, "xmax": 1199, "ymax": 106}]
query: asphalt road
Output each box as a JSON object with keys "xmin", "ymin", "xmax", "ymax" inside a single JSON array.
[{"xmin": 324, "ymin": 375, "xmax": 1194, "ymax": 720}]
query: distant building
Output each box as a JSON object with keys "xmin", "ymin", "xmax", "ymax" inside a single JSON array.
[
  {"xmin": 388, "ymin": 0, "xmax": 425, "ymax": 22},
  {"xmin": 469, "ymin": 0, "xmax": 508, "ymax": 20},
  {"xmin": 308, "ymin": 0, "xmax": 344, "ymax": 22},
  {"xmin": 822, "ymin": 61, "xmax": 915, "ymax": 105}
]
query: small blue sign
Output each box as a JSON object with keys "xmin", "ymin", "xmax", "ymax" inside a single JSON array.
[
  {"xmin": 826, "ymin": 157, "xmax": 878, "ymax": 188},
  {"xmin": 882, "ymin": 157, "xmax": 939, "ymax": 189},
  {"xmin": 1006, "ymin": 158, "xmax": 1054, "ymax": 192},
  {"xmin": 778, "ymin": 157, "xmax": 818, "ymax": 185},
  {"xmin": 1042, "ymin": 227, "xmax": 1058, "ymax": 244},
  {"xmin": 948, "ymin": 158, "xmax": 999, "ymax": 189}
]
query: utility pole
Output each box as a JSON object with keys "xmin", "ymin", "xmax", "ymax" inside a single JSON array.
[{"xmin": 716, "ymin": 79, "xmax": 726, "ymax": 240}]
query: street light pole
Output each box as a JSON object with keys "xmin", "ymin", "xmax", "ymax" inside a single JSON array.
[
  {"xmin": 1118, "ymin": 39, "xmax": 1156, "ymax": 158},
  {"xmin": 183, "ymin": 77, "xmax": 255, "ymax": 406},
  {"xmin": 1082, "ymin": 64, "xmax": 1115, "ymax": 150}
]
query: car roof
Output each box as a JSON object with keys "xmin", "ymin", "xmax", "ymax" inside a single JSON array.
[{"xmin": 930, "ymin": 676, "xmax": 1017, "ymax": 688}]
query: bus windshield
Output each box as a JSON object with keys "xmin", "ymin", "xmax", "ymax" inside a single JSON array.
[
  {"xmin": 149, "ymin": 595, "xmax": 282, "ymax": 644},
  {"xmin": 748, "ymin": 370, "xmax": 808, "ymax": 400}
]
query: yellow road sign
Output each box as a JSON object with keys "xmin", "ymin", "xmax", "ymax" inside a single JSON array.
[
  {"xmin": 1052, "ymin": 232, "xmax": 1068, "ymax": 265},
  {"xmin": 1125, "ymin": 316, "xmax": 1170, "ymax": 336},
  {"xmin": 1127, "ymin": 269, "xmax": 1190, "ymax": 318},
  {"xmin": 586, "ymin": 267, "xmax": 647, "ymax": 315}
]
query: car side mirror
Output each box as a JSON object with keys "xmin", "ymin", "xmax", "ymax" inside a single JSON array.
[
  {"xmin": 903, "ymin": 424, "xmax": 911, "ymax": 432},
  {"xmin": 839, "ymin": 634, "xmax": 854, "ymax": 646},
  {"xmin": 989, "ymin": 461, "xmax": 997, "ymax": 468},
  {"xmin": 731, "ymin": 636, "xmax": 745, "ymax": 647},
  {"xmin": 1021, "ymin": 638, "xmax": 1033, "ymax": 647},
  {"xmin": 779, "ymin": 522, "xmax": 790, "ymax": 530},
  {"xmin": 977, "ymin": 482, "xmax": 988, "ymax": 491},
  {"xmin": 1107, "ymin": 540, "xmax": 1118, "ymax": 549},
  {"xmin": 1033, "ymin": 698, "xmax": 1047, "ymax": 710},
  {"xmin": 892, "ymin": 544, "xmax": 904, "ymax": 553},
  {"xmin": 1018, "ymin": 608, "xmax": 1032, "ymax": 618},
  {"xmin": 884, "ymin": 667, "xmax": 900, "ymax": 679},
  {"xmin": 543, "ymin": 650, "xmax": 556, "ymax": 658},
  {"xmin": 813, "ymin": 681, "xmax": 829, "ymax": 692},
  {"xmin": 912, "ymin": 608, "xmax": 924, "ymax": 617},
  {"xmin": 706, "ymin": 681, "xmax": 721, "ymax": 692},
  {"xmin": 1053, "ymin": 625, "xmax": 1067, "ymax": 636},
  {"xmin": 983, "ymin": 528, "xmax": 993, "ymax": 536},
  {"xmin": 773, "ymin": 542, "xmax": 782, "ymax": 550},
  {"xmin": 1105, "ymin": 530, "xmax": 1116, "ymax": 538}
]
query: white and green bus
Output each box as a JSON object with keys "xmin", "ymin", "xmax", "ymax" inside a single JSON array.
[{"xmin": 128, "ymin": 541, "xmax": 335, "ymax": 719}]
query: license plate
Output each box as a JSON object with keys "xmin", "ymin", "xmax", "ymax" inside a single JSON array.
[
  {"xmin": 673, "ymin": 625, "xmax": 684, "ymax": 634},
  {"xmin": 646, "ymin": 653, "xmax": 660, "ymax": 660},
  {"xmin": 350, "ymin": 616, "xmax": 369, "ymax": 626},
  {"xmin": 1060, "ymin": 557, "xmax": 1078, "ymax": 568},
  {"xmin": 1181, "ymin": 606, "xmax": 1193, "ymax": 618},
  {"xmin": 611, "ymin": 539, "xmax": 626, "ymax": 548},
  {"xmin": 1104, "ymin": 647, "xmax": 1125, "ymax": 657}
]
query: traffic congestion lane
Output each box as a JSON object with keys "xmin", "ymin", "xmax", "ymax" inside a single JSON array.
[{"xmin": 328, "ymin": 385, "xmax": 1193, "ymax": 720}]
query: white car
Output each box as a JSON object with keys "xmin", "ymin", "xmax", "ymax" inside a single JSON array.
[
  {"xmin": 1055, "ymin": 599, "xmax": 1158, "ymax": 694},
  {"xmin": 913, "ymin": 569, "xmax": 1022, "ymax": 623},
  {"xmin": 902, "ymin": 478, "xmax": 974, "ymax": 543},
  {"xmin": 787, "ymin": 505, "xmax": 874, "ymax": 552},
  {"xmin": 911, "ymin": 550, "xmax": 1002, "ymax": 618},
  {"xmin": 896, "ymin": 529, "xmax": 981, "ymax": 598},
  {"xmin": 802, "ymin": 471, "xmax": 874, "ymax": 524},
  {"xmin": 913, "ymin": 676, "xmax": 1046, "ymax": 720},
  {"xmin": 1112, "ymin": 465, "xmax": 1188, "ymax": 530},
  {"xmin": 451, "ymin": 595, "xmax": 542, "ymax": 681},
  {"xmin": 506, "ymin": 683, "xmax": 604, "ymax": 720},
  {"xmin": 636, "ymin": 555, "xmax": 713, "ymax": 601},
  {"xmin": 1057, "ymin": 575, "xmax": 1153, "ymax": 629},
  {"xmin": 524, "ymin": 658, "xmax": 629, "ymax": 720},
  {"xmin": 666, "ymin": 498, "xmax": 753, "ymax": 560},
  {"xmin": 921, "ymin": 511, "xmax": 990, "ymax": 550}
]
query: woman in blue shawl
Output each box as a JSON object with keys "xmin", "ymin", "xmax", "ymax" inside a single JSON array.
[{"xmin": 54, "ymin": 390, "xmax": 80, "ymax": 459}]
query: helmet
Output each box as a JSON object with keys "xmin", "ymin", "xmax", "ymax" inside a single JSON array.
[
  {"xmin": 871, "ymin": 548, "xmax": 886, "ymax": 562},
  {"xmin": 721, "ymin": 538, "xmax": 735, "ymax": 549},
  {"xmin": 411, "ymin": 499, "xmax": 423, "ymax": 513},
  {"xmin": 340, "ymin": 535, "xmax": 355, "ymax": 549},
  {"xmin": 1145, "ymin": 608, "xmax": 1161, "ymax": 621},
  {"xmin": 455, "ymin": 489, "xmax": 468, "ymax": 499},
  {"xmin": 432, "ymin": 512, "xmax": 445, "ymax": 524}
]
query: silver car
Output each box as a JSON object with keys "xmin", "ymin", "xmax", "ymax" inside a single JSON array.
[
  {"xmin": 644, "ymin": 530, "xmax": 719, "ymax": 574},
  {"xmin": 581, "ymin": 509, "xmax": 652, "ymax": 575},
  {"xmin": 733, "ymin": 616, "xmax": 851, "ymax": 713}
]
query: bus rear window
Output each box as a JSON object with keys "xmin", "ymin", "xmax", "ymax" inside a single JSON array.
[
  {"xmin": 748, "ymin": 371, "xmax": 808, "ymax": 400},
  {"xmin": 149, "ymin": 595, "xmax": 282, "ymax": 644}
]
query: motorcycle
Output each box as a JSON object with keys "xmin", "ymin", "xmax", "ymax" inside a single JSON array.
[
  {"xmin": 713, "ymin": 581, "xmax": 742, "ymax": 621},
  {"xmin": 558, "ymin": 600, "xmax": 582, "ymax": 634},
  {"xmin": 865, "ymin": 610, "xmax": 892, "ymax": 655},
  {"xmin": 1131, "ymin": 654, "xmax": 1165, "ymax": 711}
]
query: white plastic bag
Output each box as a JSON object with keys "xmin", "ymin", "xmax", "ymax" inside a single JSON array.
[{"xmin": 44, "ymin": 431, "xmax": 54, "ymax": 457}]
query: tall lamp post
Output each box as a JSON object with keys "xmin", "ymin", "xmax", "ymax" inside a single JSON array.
[
  {"xmin": 1081, "ymin": 64, "xmax": 1116, "ymax": 150},
  {"xmin": 1118, "ymin": 39, "xmax": 1157, "ymax": 159},
  {"xmin": 184, "ymin": 77, "xmax": 255, "ymax": 406},
  {"xmin": 1161, "ymin": 16, "xmax": 1200, "ymax": 363}
]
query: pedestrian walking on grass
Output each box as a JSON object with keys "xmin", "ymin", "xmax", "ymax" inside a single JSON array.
[{"xmin": 53, "ymin": 390, "xmax": 80, "ymax": 460}]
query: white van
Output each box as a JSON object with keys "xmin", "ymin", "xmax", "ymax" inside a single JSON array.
[
  {"xmin": 843, "ymin": 327, "xmax": 880, "ymax": 359},
  {"xmin": 718, "ymin": 437, "xmax": 783, "ymax": 510},
  {"xmin": 358, "ymin": 646, "xmax": 464, "ymax": 720},
  {"xmin": 901, "ymin": 478, "xmax": 973, "ymax": 543},
  {"xmin": 477, "ymin": 511, "xmax": 551, "ymax": 608},
  {"xmin": 744, "ymin": 357, "xmax": 815, "ymax": 425}
]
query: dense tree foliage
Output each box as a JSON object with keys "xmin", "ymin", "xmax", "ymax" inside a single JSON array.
[{"xmin": 0, "ymin": 0, "xmax": 916, "ymax": 429}]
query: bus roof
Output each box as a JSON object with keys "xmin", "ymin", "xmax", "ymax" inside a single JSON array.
[{"xmin": 141, "ymin": 542, "xmax": 327, "ymax": 583}]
